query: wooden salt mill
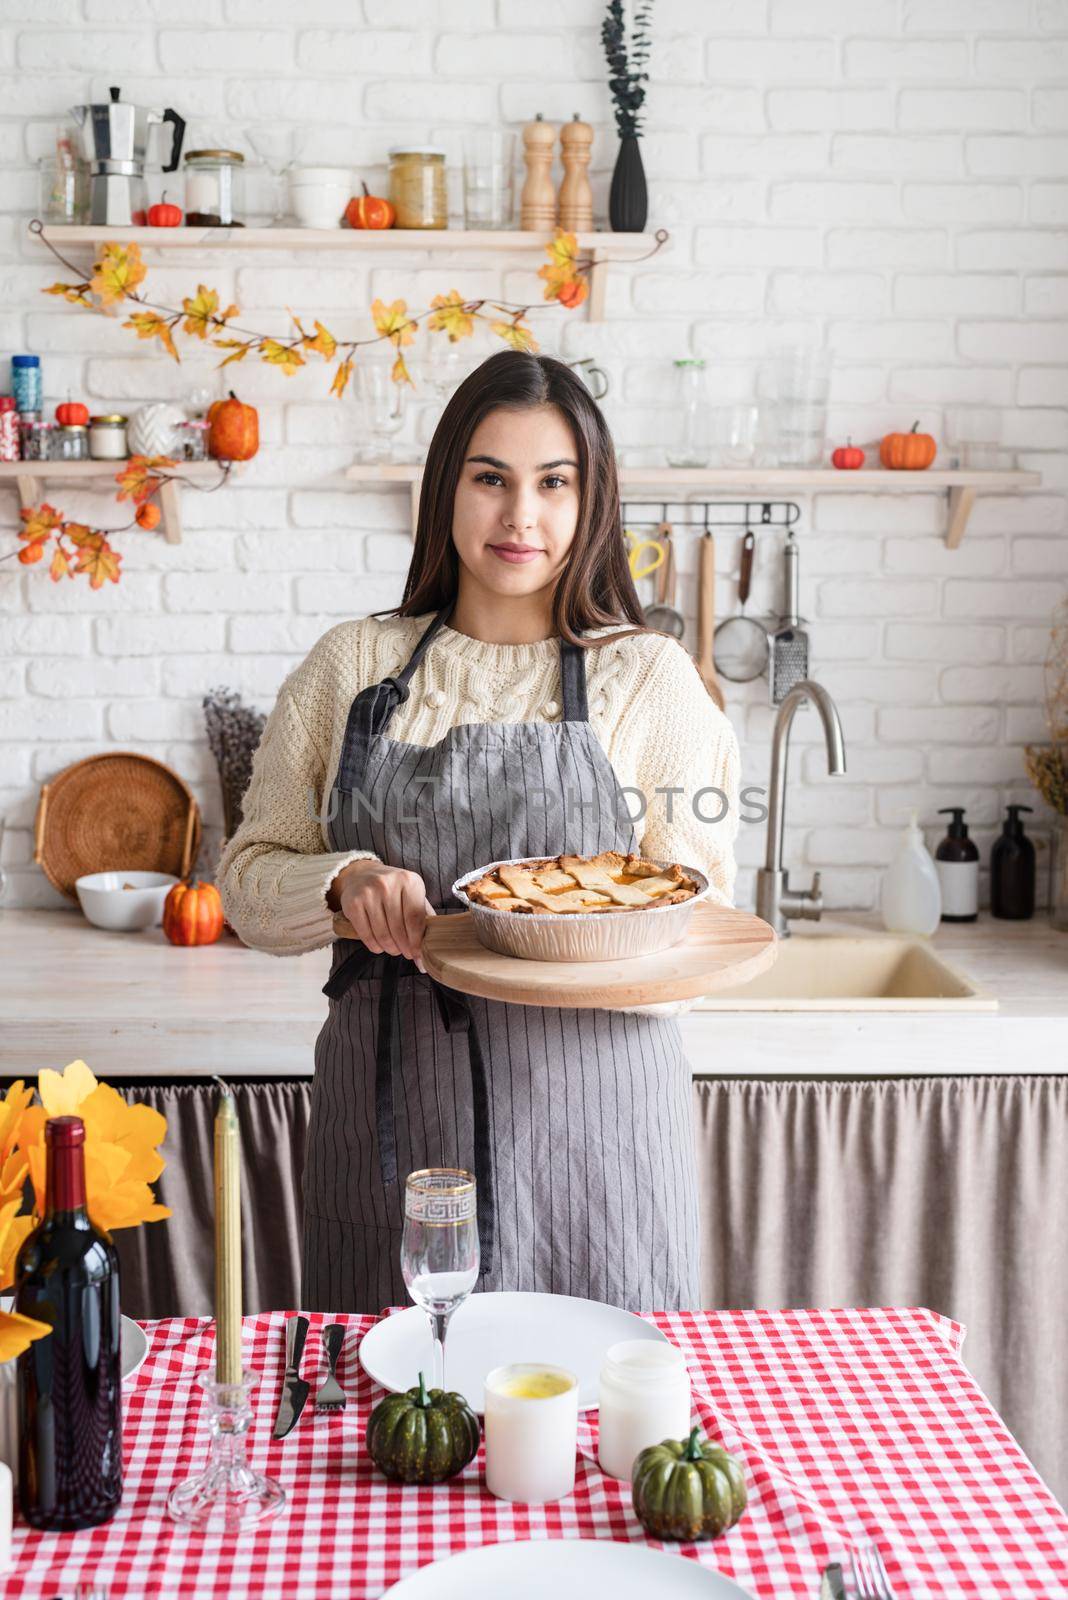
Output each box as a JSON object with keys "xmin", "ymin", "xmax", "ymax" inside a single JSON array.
[
  {"xmin": 558, "ymin": 113, "xmax": 594, "ymax": 232},
  {"xmin": 520, "ymin": 113, "xmax": 557, "ymax": 230}
]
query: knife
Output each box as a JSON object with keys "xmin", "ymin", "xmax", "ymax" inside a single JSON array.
[
  {"xmin": 820, "ymin": 1563, "xmax": 846, "ymax": 1600},
  {"xmin": 272, "ymin": 1314, "xmax": 310, "ymax": 1439}
]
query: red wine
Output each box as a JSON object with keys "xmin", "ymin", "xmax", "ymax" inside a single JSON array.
[{"xmin": 15, "ymin": 1115, "xmax": 123, "ymax": 1530}]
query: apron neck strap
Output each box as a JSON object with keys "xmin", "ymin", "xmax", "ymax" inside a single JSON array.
[
  {"xmin": 392, "ymin": 603, "xmax": 455, "ymax": 691},
  {"xmin": 559, "ymin": 638, "xmax": 589, "ymax": 722}
]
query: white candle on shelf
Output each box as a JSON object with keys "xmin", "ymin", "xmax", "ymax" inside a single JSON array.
[
  {"xmin": 483, "ymin": 1364, "xmax": 579, "ymax": 1504},
  {"xmin": 597, "ymin": 1339, "xmax": 691, "ymax": 1482}
]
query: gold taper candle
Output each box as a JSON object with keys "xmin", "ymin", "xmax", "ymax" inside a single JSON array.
[{"xmin": 213, "ymin": 1078, "xmax": 242, "ymax": 1384}]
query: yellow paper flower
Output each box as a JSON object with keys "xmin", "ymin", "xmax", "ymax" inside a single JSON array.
[
  {"xmin": 20, "ymin": 1060, "xmax": 171, "ymax": 1235},
  {"xmin": 0, "ymin": 1202, "xmax": 49, "ymax": 1359}
]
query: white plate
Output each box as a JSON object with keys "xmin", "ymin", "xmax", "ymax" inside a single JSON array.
[
  {"xmin": 385, "ymin": 1540, "xmax": 755, "ymax": 1599},
  {"xmin": 121, "ymin": 1315, "xmax": 149, "ymax": 1381},
  {"xmin": 359, "ymin": 1291, "xmax": 668, "ymax": 1412}
]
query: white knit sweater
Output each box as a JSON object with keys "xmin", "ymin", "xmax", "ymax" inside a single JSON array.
[{"xmin": 218, "ymin": 613, "xmax": 742, "ymax": 976}]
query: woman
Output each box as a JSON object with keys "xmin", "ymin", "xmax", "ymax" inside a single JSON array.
[{"xmin": 219, "ymin": 350, "xmax": 741, "ymax": 1316}]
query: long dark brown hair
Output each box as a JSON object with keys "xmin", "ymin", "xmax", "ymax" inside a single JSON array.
[{"xmin": 376, "ymin": 349, "xmax": 648, "ymax": 648}]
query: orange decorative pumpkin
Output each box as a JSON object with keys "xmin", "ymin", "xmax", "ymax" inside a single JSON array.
[
  {"xmin": 163, "ymin": 880, "xmax": 225, "ymax": 946},
  {"xmin": 345, "ymin": 182, "xmax": 395, "ymax": 230},
  {"xmin": 880, "ymin": 421, "xmax": 937, "ymax": 471},
  {"xmin": 208, "ymin": 391, "xmax": 259, "ymax": 462}
]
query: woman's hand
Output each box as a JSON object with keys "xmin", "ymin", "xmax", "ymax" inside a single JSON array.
[{"xmin": 331, "ymin": 859, "xmax": 435, "ymax": 970}]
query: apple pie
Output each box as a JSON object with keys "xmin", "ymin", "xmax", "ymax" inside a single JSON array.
[{"xmin": 464, "ymin": 851, "xmax": 700, "ymax": 915}]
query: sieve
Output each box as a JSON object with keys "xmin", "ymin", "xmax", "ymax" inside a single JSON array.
[{"xmin": 713, "ymin": 528, "xmax": 769, "ymax": 683}]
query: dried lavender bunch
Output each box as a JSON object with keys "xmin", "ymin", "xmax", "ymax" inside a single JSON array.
[
  {"xmin": 602, "ymin": 0, "xmax": 654, "ymax": 140},
  {"xmin": 203, "ymin": 687, "xmax": 267, "ymax": 842}
]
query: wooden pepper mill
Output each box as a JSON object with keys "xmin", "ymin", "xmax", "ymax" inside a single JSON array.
[
  {"xmin": 558, "ymin": 112, "xmax": 594, "ymax": 232},
  {"xmin": 520, "ymin": 113, "xmax": 557, "ymax": 230}
]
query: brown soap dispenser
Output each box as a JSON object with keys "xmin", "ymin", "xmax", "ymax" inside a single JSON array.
[
  {"xmin": 991, "ymin": 804, "xmax": 1035, "ymax": 920},
  {"xmin": 935, "ymin": 807, "xmax": 979, "ymax": 923}
]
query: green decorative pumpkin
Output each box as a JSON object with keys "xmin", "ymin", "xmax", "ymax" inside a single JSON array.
[
  {"xmin": 632, "ymin": 1426, "xmax": 747, "ymax": 1542},
  {"xmin": 365, "ymin": 1372, "xmax": 481, "ymax": 1484}
]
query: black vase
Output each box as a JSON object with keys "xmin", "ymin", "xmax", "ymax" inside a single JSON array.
[{"xmin": 609, "ymin": 135, "xmax": 647, "ymax": 233}]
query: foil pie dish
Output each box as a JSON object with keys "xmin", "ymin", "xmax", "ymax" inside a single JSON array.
[{"xmin": 450, "ymin": 854, "xmax": 712, "ymax": 964}]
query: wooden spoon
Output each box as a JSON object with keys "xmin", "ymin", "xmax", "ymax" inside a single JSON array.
[{"xmin": 696, "ymin": 532, "xmax": 726, "ymax": 711}]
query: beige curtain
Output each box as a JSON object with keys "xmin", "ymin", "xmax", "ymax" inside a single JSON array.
[
  {"xmin": 694, "ymin": 1075, "xmax": 1067, "ymax": 1509},
  {"xmin": 114, "ymin": 1075, "xmax": 1067, "ymax": 1509}
]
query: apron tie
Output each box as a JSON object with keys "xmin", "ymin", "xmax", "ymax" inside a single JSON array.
[{"xmin": 322, "ymin": 948, "xmax": 496, "ymax": 1271}]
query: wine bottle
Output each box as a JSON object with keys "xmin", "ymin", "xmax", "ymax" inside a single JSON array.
[{"xmin": 15, "ymin": 1115, "xmax": 122, "ymax": 1530}]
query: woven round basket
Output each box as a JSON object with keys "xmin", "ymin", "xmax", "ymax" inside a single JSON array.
[{"xmin": 34, "ymin": 752, "xmax": 202, "ymax": 902}]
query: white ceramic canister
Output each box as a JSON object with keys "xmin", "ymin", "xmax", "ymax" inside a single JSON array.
[{"xmin": 597, "ymin": 1338, "xmax": 691, "ymax": 1481}]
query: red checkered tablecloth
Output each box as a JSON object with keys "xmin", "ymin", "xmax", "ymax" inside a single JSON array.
[{"xmin": 3, "ymin": 1305, "xmax": 1066, "ymax": 1599}]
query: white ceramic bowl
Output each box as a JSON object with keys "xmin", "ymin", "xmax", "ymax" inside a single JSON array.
[
  {"xmin": 75, "ymin": 870, "xmax": 178, "ymax": 932},
  {"xmin": 451, "ymin": 855, "xmax": 711, "ymax": 964},
  {"xmin": 288, "ymin": 166, "xmax": 352, "ymax": 186},
  {"xmin": 289, "ymin": 189, "xmax": 349, "ymax": 228}
]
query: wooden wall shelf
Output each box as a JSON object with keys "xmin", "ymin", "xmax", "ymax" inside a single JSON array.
[
  {"xmin": 344, "ymin": 463, "xmax": 1042, "ymax": 546},
  {"xmin": 33, "ymin": 225, "xmax": 661, "ymax": 323},
  {"xmin": 0, "ymin": 459, "xmax": 232, "ymax": 545}
]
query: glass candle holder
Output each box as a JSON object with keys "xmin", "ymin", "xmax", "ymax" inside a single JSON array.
[
  {"xmin": 483, "ymin": 1363, "xmax": 579, "ymax": 1503},
  {"xmin": 166, "ymin": 1369, "xmax": 285, "ymax": 1532}
]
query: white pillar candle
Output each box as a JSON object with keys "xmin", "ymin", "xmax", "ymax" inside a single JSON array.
[
  {"xmin": 597, "ymin": 1339, "xmax": 691, "ymax": 1482},
  {"xmin": 0, "ymin": 1462, "xmax": 11, "ymax": 1574},
  {"xmin": 483, "ymin": 1364, "xmax": 579, "ymax": 1504}
]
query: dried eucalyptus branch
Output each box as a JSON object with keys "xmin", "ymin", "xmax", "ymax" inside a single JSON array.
[
  {"xmin": 602, "ymin": 0, "xmax": 655, "ymax": 140},
  {"xmin": 203, "ymin": 688, "xmax": 267, "ymax": 842}
]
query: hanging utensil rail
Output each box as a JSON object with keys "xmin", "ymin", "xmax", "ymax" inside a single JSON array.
[{"xmin": 620, "ymin": 499, "xmax": 802, "ymax": 530}]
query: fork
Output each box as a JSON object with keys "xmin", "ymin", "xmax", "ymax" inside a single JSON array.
[
  {"xmin": 315, "ymin": 1322, "xmax": 346, "ymax": 1412},
  {"xmin": 74, "ymin": 1586, "xmax": 109, "ymax": 1600},
  {"xmin": 849, "ymin": 1538, "xmax": 895, "ymax": 1600}
]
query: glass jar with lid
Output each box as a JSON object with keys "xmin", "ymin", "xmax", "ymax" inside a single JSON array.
[
  {"xmin": 52, "ymin": 423, "xmax": 90, "ymax": 461},
  {"xmin": 388, "ymin": 148, "xmax": 447, "ymax": 229},
  {"xmin": 19, "ymin": 420, "xmax": 53, "ymax": 461},
  {"xmin": 183, "ymin": 150, "xmax": 245, "ymax": 227},
  {"xmin": 667, "ymin": 358, "xmax": 711, "ymax": 468},
  {"xmin": 88, "ymin": 415, "xmax": 128, "ymax": 460},
  {"xmin": 597, "ymin": 1339, "xmax": 691, "ymax": 1482},
  {"xmin": 175, "ymin": 418, "xmax": 209, "ymax": 461}
]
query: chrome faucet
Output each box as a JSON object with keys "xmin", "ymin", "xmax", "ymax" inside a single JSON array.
[{"xmin": 756, "ymin": 679, "xmax": 847, "ymax": 937}]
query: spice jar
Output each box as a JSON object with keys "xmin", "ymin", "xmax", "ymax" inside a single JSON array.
[
  {"xmin": 52, "ymin": 423, "xmax": 90, "ymax": 461},
  {"xmin": 175, "ymin": 418, "xmax": 209, "ymax": 461},
  {"xmin": 388, "ymin": 148, "xmax": 447, "ymax": 229},
  {"xmin": 597, "ymin": 1339, "xmax": 692, "ymax": 1482},
  {"xmin": 0, "ymin": 398, "xmax": 19, "ymax": 462},
  {"xmin": 183, "ymin": 150, "xmax": 245, "ymax": 227},
  {"xmin": 12, "ymin": 356, "xmax": 42, "ymax": 416},
  {"xmin": 19, "ymin": 420, "xmax": 53, "ymax": 461},
  {"xmin": 88, "ymin": 415, "xmax": 128, "ymax": 460}
]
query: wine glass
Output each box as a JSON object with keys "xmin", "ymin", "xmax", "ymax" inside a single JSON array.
[
  {"xmin": 401, "ymin": 1168, "xmax": 479, "ymax": 1392},
  {"xmin": 245, "ymin": 127, "xmax": 298, "ymax": 225},
  {"xmin": 357, "ymin": 360, "xmax": 407, "ymax": 463}
]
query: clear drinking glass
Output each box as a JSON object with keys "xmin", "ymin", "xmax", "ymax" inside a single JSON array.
[
  {"xmin": 944, "ymin": 407, "xmax": 1005, "ymax": 469},
  {"xmin": 400, "ymin": 1168, "xmax": 479, "ymax": 1391},
  {"xmin": 358, "ymin": 361, "xmax": 407, "ymax": 463},
  {"xmin": 666, "ymin": 358, "xmax": 711, "ymax": 468},
  {"xmin": 760, "ymin": 345, "xmax": 832, "ymax": 467},
  {"xmin": 463, "ymin": 131, "xmax": 516, "ymax": 230}
]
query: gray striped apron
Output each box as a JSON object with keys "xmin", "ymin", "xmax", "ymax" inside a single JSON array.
[{"xmin": 301, "ymin": 605, "xmax": 700, "ymax": 1315}]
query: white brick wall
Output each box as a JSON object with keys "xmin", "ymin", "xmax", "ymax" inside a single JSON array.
[{"xmin": 0, "ymin": 0, "xmax": 1065, "ymax": 913}]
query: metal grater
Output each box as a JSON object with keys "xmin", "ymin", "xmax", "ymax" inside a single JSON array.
[{"xmin": 769, "ymin": 531, "xmax": 809, "ymax": 704}]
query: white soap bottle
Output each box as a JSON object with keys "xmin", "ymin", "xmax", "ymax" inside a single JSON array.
[{"xmin": 880, "ymin": 812, "xmax": 942, "ymax": 936}]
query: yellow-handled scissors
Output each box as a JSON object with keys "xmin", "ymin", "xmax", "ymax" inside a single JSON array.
[{"xmin": 626, "ymin": 530, "xmax": 666, "ymax": 582}]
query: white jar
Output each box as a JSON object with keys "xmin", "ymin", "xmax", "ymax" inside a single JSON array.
[
  {"xmin": 484, "ymin": 1363, "xmax": 579, "ymax": 1504},
  {"xmin": 88, "ymin": 414, "xmax": 128, "ymax": 460},
  {"xmin": 597, "ymin": 1339, "xmax": 691, "ymax": 1482}
]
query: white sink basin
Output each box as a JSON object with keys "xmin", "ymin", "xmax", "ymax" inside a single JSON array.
[{"xmin": 699, "ymin": 933, "xmax": 997, "ymax": 1011}]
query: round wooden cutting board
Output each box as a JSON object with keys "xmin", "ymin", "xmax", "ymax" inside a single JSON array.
[{"xmin": 332, "ymin": 902, "xmax": 777, "ymax": 1009}]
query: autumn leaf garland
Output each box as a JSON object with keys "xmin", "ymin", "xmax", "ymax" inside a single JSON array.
[{"xmin": 38, "ymin": 226, "xmax": 593, "ymax": 399}]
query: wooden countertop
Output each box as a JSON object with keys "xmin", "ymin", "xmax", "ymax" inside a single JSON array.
[{"xmin": 1, "ymin": 907, "xmax": 1064, "ymax": 1081}]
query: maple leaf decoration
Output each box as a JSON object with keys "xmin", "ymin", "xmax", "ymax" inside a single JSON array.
[
  {"xmin": 538, "ymin": 228, "xmax": 589, "ymax": 308},
  {"xmin": 331, "ymin": 357, "xmax": 354, "ymax": 399},
  {"xmin": 212, "ymin": 337, "xmax": 253, "ymax": 369},
  {"xmin": 124, "ymin": 310, "xmax": 180, "ymax": 362},
  {"xmin": 260, "ymin": 338, "xmax": 305, "ymax": 375},
  {"xmin": 372, "ymin": 298, "xmax": 417, "ymax": 350},
  {"xmin": 115, "ymin": 455, "xmax": 177, "ymax": 505},
  {"xmin": 491, "ymin": 316, "xmax": 538, "ymax": 354},
  {"xmin": 296, "ymin": 317, "xmax": 338, "ymax": 361},
  {"xmin": 18, "ymin": 502, "xmax": 63, "ymax": 551},
  {"xmin": 90, "ymin": 241, "xmax": 147, "ymax": 307},
  {"xmin": 44, "ymin": 282, "xmax": 93, "ymax": 307},
  {"xmin": 428, "ymin": 290, "xmax": 477, "ymax": 343},
  {"xmin": 182, "ymin": 284, "xmax": 238, "ymax": 341}
]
